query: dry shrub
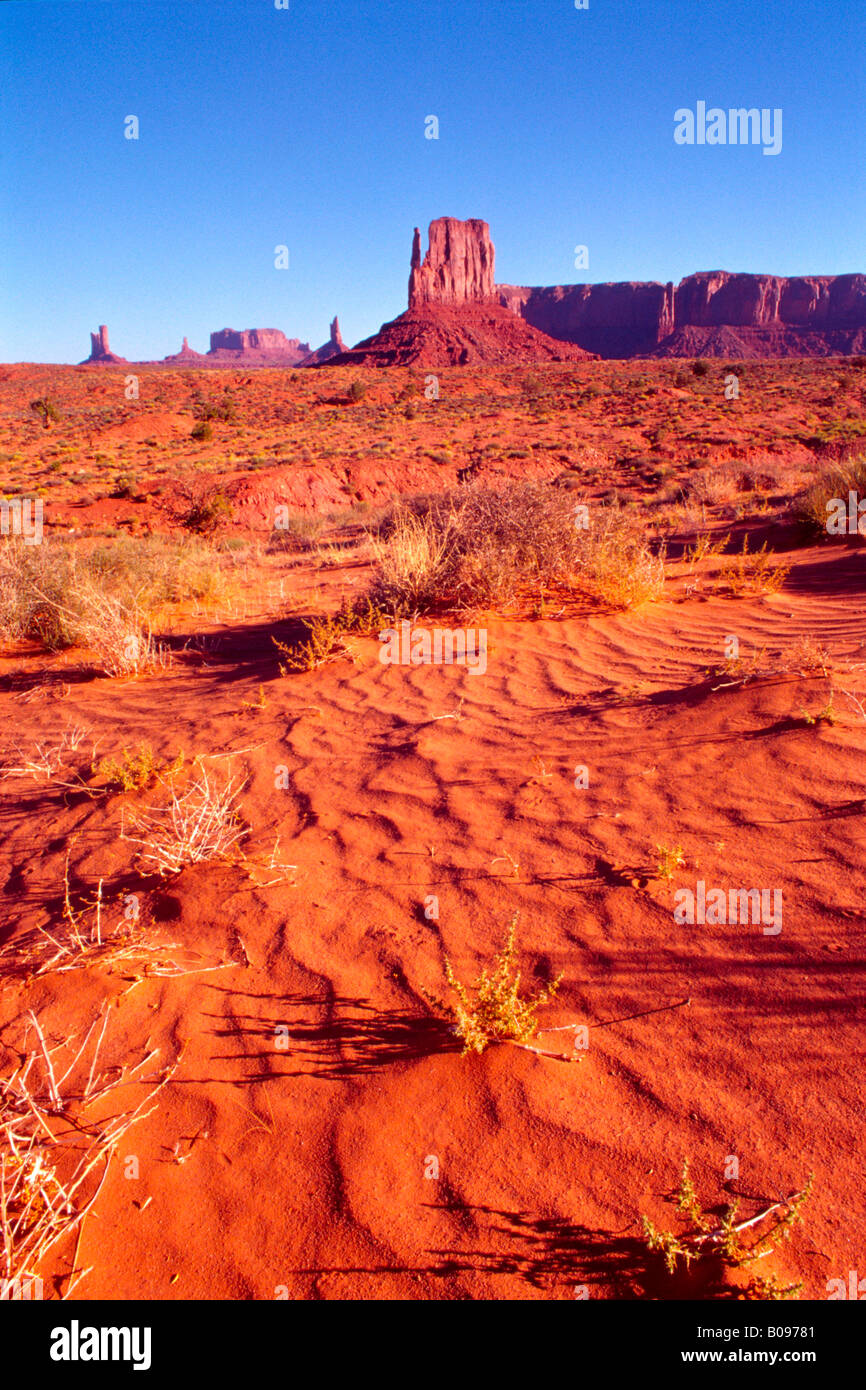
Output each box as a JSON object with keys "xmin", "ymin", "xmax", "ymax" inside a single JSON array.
[
  {"xmin": 0, "ymin": 724, "xmax": 90, "ymax": 784},
  {"xmin": 266, "ymin": 512, "xmax": 326, "ymax": 554},
  {"xmin": 370, "ymin": 483, "xmax": 664, "ymax": 615},
  {"xmin": 0, "ymin": 535, "xmax": 224, "ymax": 664},
  {"xmin": 685, "ymin": 464, "xmax": 741, "ymax": 508},
  {"xmin": 797, "ymin": 451, "xmax": 866, "ymax": 535},
  {"xmin": 121, "ymin": 766, "xmax": 247, "ymax": 876},
  {"xmin": 1, "ymin": 1009, "xmax": 177, "ymax": 1292}
]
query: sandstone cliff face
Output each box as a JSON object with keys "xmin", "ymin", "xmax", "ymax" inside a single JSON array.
[
  {"xmin": 674, "ymin": 272, "xmax": 866, "ymax": 328},
  {"xmin": 499, "ymin": 282, "xmax": 675, "ymax": 357},
  {"xmin": 409, "ymin": 218, "xmax": 496, "ymax": 308},
  {"xmin": 500, "ymin": 271, "xmax": 866, "ymax": 358}
]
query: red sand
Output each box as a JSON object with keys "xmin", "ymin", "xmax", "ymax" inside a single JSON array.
[{"xmin": 1, "ymin": 360, "xmax": 864, "ymax": 1300}]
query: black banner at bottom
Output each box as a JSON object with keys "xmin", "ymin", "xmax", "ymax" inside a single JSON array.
[{"xmin": 1, "ymin": 1296, "xmax": 859, "ymax": 1377}]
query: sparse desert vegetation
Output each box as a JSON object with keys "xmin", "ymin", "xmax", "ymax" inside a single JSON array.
[
  {"xmin": 641, "ymin": 1162, "xmax": 813, "ymax": 1300},
  {"xmin": 0, "ymin": 357, "xmax": 863, "ymax": 1305}
]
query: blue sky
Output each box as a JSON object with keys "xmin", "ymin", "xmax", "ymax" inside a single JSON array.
[{"xmin": 1, "ymin": 0, "xmax": 863, "ymax": 361}]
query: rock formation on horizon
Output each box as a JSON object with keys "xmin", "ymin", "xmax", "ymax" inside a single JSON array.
[
  {"xmin": 163, "ymin": 336, "xmax": 208, "ymax": 363},
  {"xmin": 207, "ymin": 328, "xmax": 311, "ymax": 364},
  {"xmin": 81, "ymin": 324, "xmax": 128, "ymax": 365},
  {"xmin": 499, "ymin": 270, "xmax": 866, "ymax": 359},
  {"xmin": 328, "ymin": 218, "xmax": 594, "ymax": 367},
  {"xmin": 75, "ymin": 223, "xmax": 864, "ymax": 370},
  {"xmin": 300, "ymin": 316, "xmax": 347, "ymax": 366}
]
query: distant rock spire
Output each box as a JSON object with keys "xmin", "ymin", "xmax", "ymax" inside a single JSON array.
[
  {"xmin": 90, "ymin": 325, "xmax": 110, "ymax": 358},
  {"xmin": 81, "ymin": 324, "xmax": 127, "ymax": 365}
]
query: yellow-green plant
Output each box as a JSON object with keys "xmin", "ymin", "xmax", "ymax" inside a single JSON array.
[
  {"xmin": 683, "ymin": 531, "xmax": 730, "ymax": 569},
  {"xmin": 442, "ymin": 917, "xmax": 562, "ymax": 1055},
  {"xmin": 719, "ymin": 535, "xmax": 791, "ymax": 596},
  {"xmin": 93, "ymin": 743, "xmax": 184, "ymax": 792},
  {"xmin": 801, "ymin": 692, "xmax": 838, "ymax": 726},
  {"xmin": 656, "ymin": 843, "xmax": 685, "ymax": 880},
  {"xmin": 274, "ymin": 599, "xmax": 389, "ymax": 673},
  {"xmin": 642, "ymin": 1161, "xmax": 813, "ymax": 1300}
]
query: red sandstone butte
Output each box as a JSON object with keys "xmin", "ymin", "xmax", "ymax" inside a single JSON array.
[
  {"xmin": 80, "ymin": 325, "xmax": 128, "ymax": 365},
  {"xmin": 409, "ymin": 218, "xmax": 496, "ymax": 308},
  {"xmin": 207, "ymin": 328, "xmax": 311, "ymax": 365},
  {"xmin": 329, "ymin": 218, "xmax": 594, "ymax": 367}
]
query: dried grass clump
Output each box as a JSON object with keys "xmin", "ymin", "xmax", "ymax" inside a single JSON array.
[
  {"xmin": 797, "ymin": 451, "xmax": 866, "ymax": 535},
  {"xmin": 0, "ymin": 535, "xmax": 225, "ymax": 660},
  {"xmin": 576, "ymin": 504, "xmax": 666, "ymax": 609},
  {"xmin": 65, "ymin": 585, "xmax": 167, "ymax": 676},
  {"xmin": 0, "ymin": 1009, "xmax": 177, "ymax": 1293},
  {"xmin": 370, "ymin": 482, "xmax": 664, "ymax": 616},
  {"xmin": 85, "ymin": 534, "xmax": 226, "ymax": 609},
  {"xmin": 266, "ymin": 512, "xmax": 326, "ymax": 554},
  {"xmin": 0, "ymin": 725, "xmax": 90, "ymax": 784},
  {"xmin": 0, "ymin": 851, "xmax": 162, "ymax": 980},
  {"xmin": 121, "ymin": 766, "xmax": 247, "ymax": 875},
  {"xmin": 0, "ymin": 541, "xmax": 78, "ymax": 649}
]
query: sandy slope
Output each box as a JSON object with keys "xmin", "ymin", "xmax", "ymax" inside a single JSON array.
[{"xmin": 1, "ymin": 538, "xmax": 863, "ymax": 1300}]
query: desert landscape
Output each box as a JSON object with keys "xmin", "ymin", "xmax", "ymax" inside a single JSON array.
[
  {"xmin": 1, "ymin": 213, "xmax": 865, "ymax": 1306},
  {"xmin": 2, "ymin": 0, "xmax": 865, "ymax": 1331}
]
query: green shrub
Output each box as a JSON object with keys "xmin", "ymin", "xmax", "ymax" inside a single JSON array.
[{"xmin": 29, "ymin": 398, "xmax": 60, "ymax": 428}]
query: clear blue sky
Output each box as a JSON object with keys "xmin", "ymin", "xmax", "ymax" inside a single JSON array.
[{"xmin": 1, "ymin": 0, "xmax": 863, "ymax": 362}]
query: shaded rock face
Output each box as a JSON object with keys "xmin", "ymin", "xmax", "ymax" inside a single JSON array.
[
  {"xmin": 208, "ymin": 328, "xmax": 311, "ymax": 362},
  {"xmin": 409, "ymin": 218, "xmax": 496, "ymax": 308},
  {"xmin": 499, "ymin": 282, "xmax": 675, "ymax": 357},
  {"xmin": 500, "ymin": 271, "xmax": 866, "ymax": 358},
  {"xmin": 82, "ymin": 324, "xmax": 127, "ymax": 364}
]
